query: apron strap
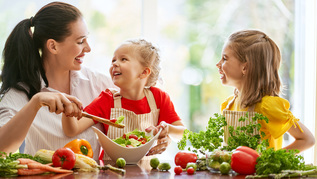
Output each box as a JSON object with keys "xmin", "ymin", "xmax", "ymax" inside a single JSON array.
[
  {"xmin": 106, "ymin": 88, "xmax": 122, "ymax": 108},
  {"xmin": 144, "ymin": 88, "xmax": 158, "ymax": 111}
]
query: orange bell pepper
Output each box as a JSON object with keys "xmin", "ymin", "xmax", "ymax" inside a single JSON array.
[{"xmin": 64, "ymin": 139, "xmax": 93, "ymax": 158}]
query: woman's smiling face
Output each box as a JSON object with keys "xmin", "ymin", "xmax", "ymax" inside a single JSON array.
[
  {"xmin": 216, "ymin": 44, "xmax": 246, "ymax": 91},
  {"xmin": 54, "ymin": 18, "xmax": 91, "ymax": 71}
]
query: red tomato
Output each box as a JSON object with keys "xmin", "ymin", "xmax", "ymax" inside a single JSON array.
[
  {"xmin": 175, "ymin": 151, "xmax": 197, "ymax": 169},
  {"xmin": 110, "ymin": 118, "xmax": 117, "ymax": 123},
  {"xmin": 122, "ymin": 134, "xmax": 126, "ymax": 139},
  {"xmin": 186, "ymin": 167, "xmax": 195, "ymax": 175},
  {"xmin": 236, "ymin": 146, "xmax": 260, "ymax": 159},
  {"xmin": 126, "ymin": 145, "xmax": 134, "ymax": 148},
  {"xmin": 128, "ymin": 134, "xmax": 138, "ymax": 140},
  {"xmin": 231, "ymin": 147, "xmax": 259, "ymax": 175},
  {"xmin": 138, "ymin": 138, "xmax": 147, "ymax": 144},
  {"xmin": 52, "ymin": 148, "xmax": 76, "ymax": 170},
  {"xmin": 174, "ymin": 166, "xmax": 183, "ymax": 175}
]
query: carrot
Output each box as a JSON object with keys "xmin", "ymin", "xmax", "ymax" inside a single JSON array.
[
  {"xmin": 18, "ymin": 158, "xmax": 42, "ymax": 165},
  {"xmin": 27, "ymin": 163, "xmax": 73, "ymax": 174},
  {"xmin": 17, "ymin": 168, "xmax": 49, "ymax": 175}
]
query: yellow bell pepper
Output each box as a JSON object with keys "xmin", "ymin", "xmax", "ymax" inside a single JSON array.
[{"xmin": 64, "ymin": 139, "xmax": 93, "ymax": 158}]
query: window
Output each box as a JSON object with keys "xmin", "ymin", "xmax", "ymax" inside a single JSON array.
[{"xmin": 1, "ymin": 0, "xmax": 315, "ymax": 164}]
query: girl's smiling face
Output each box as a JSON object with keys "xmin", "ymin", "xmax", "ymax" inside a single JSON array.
[
  {"xmin": 110, "ymin": 44, "xmax": 146, "ymax": 89},
  {"xmin": 216, "ymin": 44, "xmax": 247, "ymax": 91}
]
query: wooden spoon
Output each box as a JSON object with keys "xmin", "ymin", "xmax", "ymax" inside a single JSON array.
[{"xmin": 82, "ymin": 111, "xmax": 125, "ymax": 128}]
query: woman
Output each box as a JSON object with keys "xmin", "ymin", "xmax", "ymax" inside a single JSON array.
[
  {"xmin": 0, "ymin": 2, "xmax": 115, "ymax": 160},
  {"xmin": 0, "ymin": 2, "xmax": 171, "ymax": 160}
]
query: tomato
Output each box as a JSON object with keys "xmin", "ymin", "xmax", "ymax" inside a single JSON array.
[
  {"xmin": 186, "ymin": 167, "xmax": 195, "ymax": 175},
  {"xmin": 122, "ymin": 134, "xmax": 127, "ymax": 139},
  {"xmin": 231, "ymin": 146, "xmax": 259, "ymax": 175},
  {"xmin": 126, "ymin": 145, "xmax": 134, "ymax": 148},
  {"xmin": 138, "ymin": 138, "xmax": 147, "ymax": 144},
  {"xmin": 128, "ymin": 134, "xmax": 138, "ymax": 140},
  {"xmin": 174, "ymin": 151, "xmax": 197, "ymax": 169},
  {"xmin": 174, "ymin": 166, "xmax": 183, "ymax": 175},
  {"xmin": 110, "ymin": 118, "xmax": 117, "ymax": 123},
  {"xmin": 52, "ymin": 148, "xmax": 76, "ymax": 170}
]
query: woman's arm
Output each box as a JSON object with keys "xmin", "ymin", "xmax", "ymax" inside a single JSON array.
[
  {"xmin": 0, "ymin": 92, "xmax": 82, "ymax": 153},
  {"xmin": 283, "ymin": 121, "xmax": 315, "ymax": 152}
]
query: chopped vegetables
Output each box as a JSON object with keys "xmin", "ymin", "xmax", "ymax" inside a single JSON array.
[{"xmin": 112, "ymin": 129, "xmax": 152, "ymax": 147}]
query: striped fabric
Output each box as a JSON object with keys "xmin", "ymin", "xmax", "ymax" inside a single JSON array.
[
  {"xmin": 222, "ymin": 96, "xmax": 259, "ymax": 145},
  {"xmin": 102, "ymin": 88, "xmax": 160, "ymax": 160}
]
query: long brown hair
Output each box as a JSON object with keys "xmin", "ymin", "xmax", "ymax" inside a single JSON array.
[
  {"xmin": 1, "ymin": 2, "xmax": 82, "ymax": 99},
  {"xmin": 227, "ymin": 30, "xmax": 282, "ymax": 108}
]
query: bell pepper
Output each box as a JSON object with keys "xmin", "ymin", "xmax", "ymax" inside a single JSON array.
[
  {"xmin": 231, "ymin": 146, "xmax": 259, "ymax": 175},
  {"xmin": 64, "ymin": 139, "xmax": 93, "ymax": 158}
]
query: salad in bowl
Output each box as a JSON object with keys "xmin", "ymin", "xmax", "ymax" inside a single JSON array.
[
  {"xmin": 112, "ymin": 129, "xmax": 152, "ymax": 148},
  {"xmin": 92, "ymin": 127, "xmax": 162, "ymax": 164}
]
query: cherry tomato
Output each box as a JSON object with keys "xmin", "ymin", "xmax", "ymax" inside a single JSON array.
[
  {"xmin": 52, "ymin": 148, "xmax": 76, "ymax": 170},
  {"xmin": 110, "ymin": 118, "xmax": 117, "ymax": 123},
  {"xmin": 175, "ymin": 151, "xmax": 197, "ymax": 168},
  {"xmin": 122, "ymin": 134, "xmax": 126, "ymax": 139},
  {"xmin": 186, "ymin": 167, "xmax": 195, "ymax": 175},
  {"xmin": 138, "ymin": 138, "xmax": 147, "ymax": 144},
  {"xmin": 128, "ymin": 134, "xmax": 138, "ymax": 140},
  {"xmin": 174, "ymin": 166, "xmax": 183, "ymax": 175}
]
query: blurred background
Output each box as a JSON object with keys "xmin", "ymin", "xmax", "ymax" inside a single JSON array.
[{"xmin": 0, "ymin": 0, "xmax": 316, "ymax": 164}]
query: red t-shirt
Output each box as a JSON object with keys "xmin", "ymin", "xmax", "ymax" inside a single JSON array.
[{"xmin": 84, "ymin": 86, "xmax": 181, "ymax": 134}]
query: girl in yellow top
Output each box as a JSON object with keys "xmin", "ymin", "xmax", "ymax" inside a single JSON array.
[{"xmin": 216, "ymin": 30, "xmax": 315, "ymax": 152}]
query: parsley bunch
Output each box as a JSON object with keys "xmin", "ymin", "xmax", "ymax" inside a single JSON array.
[
  {"xmin": 255, "ymin": 148, "xmax": 305, "ymax": 175},
  {"xmin": 223, "ymin": 113, "xmax": 269, "ymax": 151},
  {"xmin": 177, "ymin": 113, "xmax": 227, "ymax": 153}
]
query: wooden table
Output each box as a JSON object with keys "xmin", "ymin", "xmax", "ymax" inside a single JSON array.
[{"xmin": 1, "ymin": 159, "xmax": 247, "ymax": 179}]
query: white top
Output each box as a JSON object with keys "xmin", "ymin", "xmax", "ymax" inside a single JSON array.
[{"xmin": 0, "ymin": 66, "xmax": 116, "ymax": 161}]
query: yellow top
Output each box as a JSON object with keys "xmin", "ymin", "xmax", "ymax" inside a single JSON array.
[{"xmin": 221, "ymin": 95, "xmax": 303, "ymax": 150}]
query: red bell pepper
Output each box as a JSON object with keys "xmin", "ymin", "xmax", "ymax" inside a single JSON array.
[{"xmin": 231, "ymin": 146, "xmax": 259, "ymax": 175}]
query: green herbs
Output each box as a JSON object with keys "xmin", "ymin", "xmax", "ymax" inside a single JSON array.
[
  {"xmin": 1, "ymin": 152, "xmax": 46, "ymax": 164},
  {"xmin": 177, "ymin": 113, "xmax": 227, "ymax": 153},
  {"xmin": 223, "ymin": 113, "xmax": 269, "ymax": 151},
  {"xmin": 178, "ymin": 113, "xmax": 269, "ymax": 153},
  {"xmin": 0, "ymin": 152, "xmax": 46, "ymax": 177},
  {"xmin": 255, "ymin": 148, "xmax": 305, "ymax": 175}
]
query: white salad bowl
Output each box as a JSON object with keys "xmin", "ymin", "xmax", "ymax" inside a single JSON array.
[{"xmin": 92, "ymin": 126, "xmax": 162, "ymax": 164}]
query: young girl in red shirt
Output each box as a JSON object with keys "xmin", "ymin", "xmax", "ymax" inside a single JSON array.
[{"xmin": 62, "ymin": 39, "xmax": 185, "ymax": 158}]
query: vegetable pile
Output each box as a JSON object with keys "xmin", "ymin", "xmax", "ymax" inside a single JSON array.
[
  {"xmin": 175, "ymin": 113, "xmax": 317, "ymax": 178},
  {"xmin": 112, "ymin": 129, "xmax": 152, "ymax": 147},
  {"xmin": 0, "ymin": 152, "xmax": 72, "ymax": 177}
]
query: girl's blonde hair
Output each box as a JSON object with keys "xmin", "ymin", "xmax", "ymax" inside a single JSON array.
[
  {"xmin": 126, "ymin": 39, "xmax": 161, "ymax": 87},
  {"xmin": 227, "ymin": 30, "xmax": 282, "ymax": 108}
]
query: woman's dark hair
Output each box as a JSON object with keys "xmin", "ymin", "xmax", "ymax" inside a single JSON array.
[{"xmin": 1, "ymin": 2, "xmax": 82, "ymax": 99}]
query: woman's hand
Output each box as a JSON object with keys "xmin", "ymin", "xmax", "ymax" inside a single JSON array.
[
  {"xmin": 145, "ymin": 121, "xmax": 171, "ymax": 156},
  {"xmin": 35, "ymin": 92, "xmax": 83, "ymax": 118}
]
